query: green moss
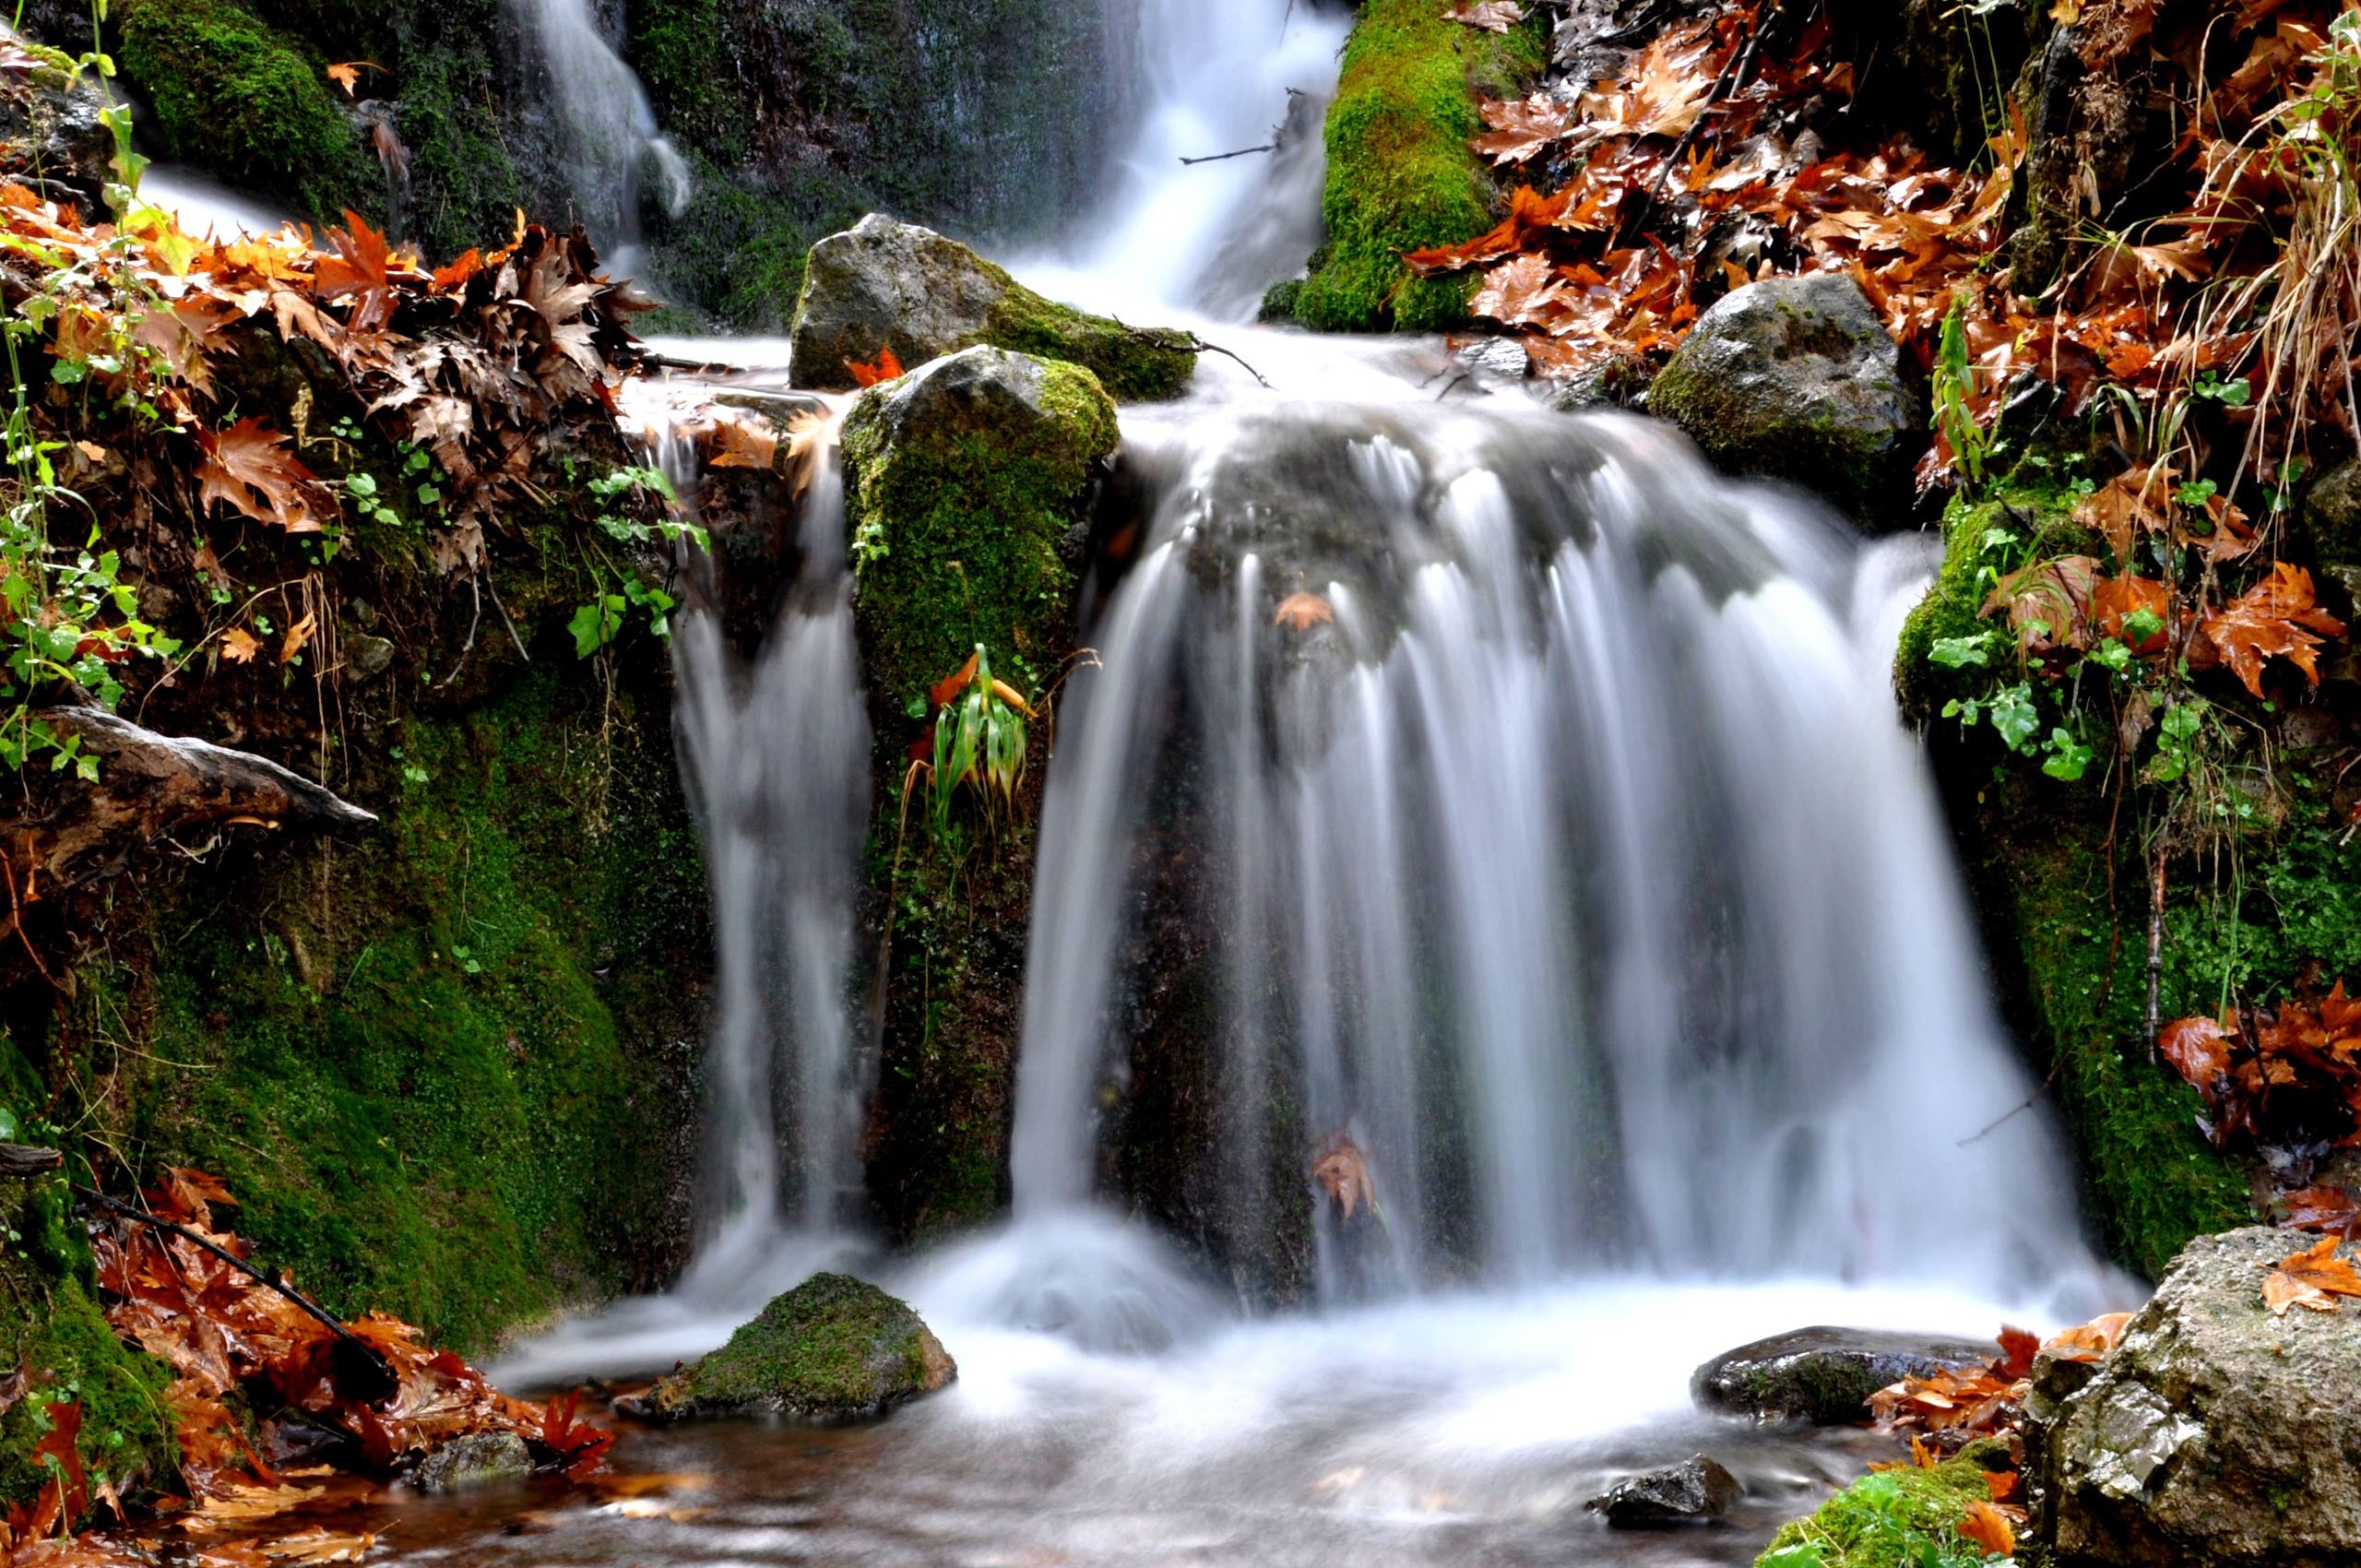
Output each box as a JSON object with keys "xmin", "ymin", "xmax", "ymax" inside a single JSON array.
[
  {"xmin": 1290, "ymin": 0, "xmax": 1544, "ymax": 332},
  {"xmin": 637, "ymin": 1272, "xmax": 952, "ymax": 1418},
  {"xmin": 841, "ymin": 353, "xmax": 1118, "ymax": 708},
  {"xmin": 118, "ymin": 0, "xmax": 380, "ymax": 226},
  {"xmin": 395, "ymin": 32, "xmax": 526, "ymax": 264},
  {"xmin": 979, "ymin": 279, "xmax": 1196, "ymax": 405},
  {"xmin": 1895, "ymin": 485, "xmax": 2094, "ymax": 724},
  {"xmin": 74, "ymin": 659, "xmax": 703, "ymax": 1356},
  {"xmin": 1759, "ymin": 1443, "xmax": 2011, "ymax": 1568},
  {"xmin": 0, "ymin": 1176, "xmax": 178, "ymax": 1519},
  {"xmin": 642, "ymin": 153, "xmax": 872, "ymax": 334}
]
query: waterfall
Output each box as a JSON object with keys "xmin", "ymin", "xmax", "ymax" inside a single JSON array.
[
  {"xmin": 492, "ymin": 386, "xmax": 872, "ymax": 1384},
  {"xmin": 503, "ymin": 0, "xmax": 690, "ymax": 266},
  {"xmin": 1007, "ymin": 399, "xmax": 2093, "ymax": 1306}
]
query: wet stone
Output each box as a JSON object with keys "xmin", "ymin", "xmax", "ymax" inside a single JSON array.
[
  {"xmin": 411, "ymin": 1430, "xmax": 532, "ymax": 1492},
  {"xmin": 1585, "ymin": 1454, "xmax": 1741, "ymax": 1526},
  {"xmin": 1692, "ymin": 1326, "xmax": 1993, "ymax": 1425}
]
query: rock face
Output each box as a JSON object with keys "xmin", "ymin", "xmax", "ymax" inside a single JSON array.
[
  {"xmin": 839, "ymin": 344, "xmax": 1118, "ymax": 715},
  {"xmin": 2030, "ymin": 1228, "xmax": 2361, "ymax": 1566},
  {"xmin": 1645, "ymin": 273, "xmax": 1922, "ymax": 526},
  {"xmin": 411, "ymin": 1431, "xmax": 532, "ymax": 1492},
  {"xmin": 620, "ymin": 1273, "xmax": 956, "ymax": 1423},
  {"xmin": 1586, "ymin": 1455, "xmax": 1741, "ymax": 1526},
  {"xmin": 789, "ymin": 215, "xmax": 1194, "ymax": 402},
  {"xmin": 0, "ymin": 30, "xmax": 111, "ymax": 209},
  {"xmin": 2305, "ymin": 457, "xmax": 2361, "ymax": 565},
  {"xmin": 1693, "ymin": 1326, "xmax": 1993, "ymax": 1424}
]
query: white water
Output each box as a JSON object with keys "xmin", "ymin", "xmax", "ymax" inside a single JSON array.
[
  {"xmin": 496, "ymin": 12, "xmax": 2127, "ymax": 1552},
  {"xmin": 504, "ymin": 0, "xmax": 690, "ymax": 268}
]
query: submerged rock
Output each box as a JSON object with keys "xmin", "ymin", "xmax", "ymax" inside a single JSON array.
[
  {"xmin": 1585, "ymin": 1454, "xmax": 1741, "ymax": 1526},
  {"xmin": 411, "ymin": 1431, "xmax": 531, "ymax": 1492},
  {"xmin": 1692, "ymin": 1326, "xmax": 1992, "ymax": 1425},
  {"xmin": 789, "ymin": 215, "xmax": 1194, "ymax": 402},
  {"xmin": 2030, "ymin": 1227, "xmax": 2361, "ymax": 1567},
  {"xmin": 1645, "ymin": 272, "xmax": 1922, "ymax": 526},
  {"xmin": 619, "ymin": 1273, "xmax": 955, "ymax": 1423},
  {"xmin": 840, "ymin": 344, "xmax": 1118, "ymax": 715}
]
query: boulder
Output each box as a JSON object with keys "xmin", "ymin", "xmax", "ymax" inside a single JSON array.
[
  {"xmin": 0, "ymin": 29, "xmax": 111, "ymax": 209},
  {"xmin": 789, "ymin": 215, "xmax": 1194, "ymax": 403},
  {"xmin": 1645, "ymin": 273, "xmax": 1923, "ymax": 526},
  {"xmin": 410, "ymin": 1431, "xmax": 531, "ymax": 1492},
  {"xmin": 2304, "ymin": 457, "xmax": 2361, "ymax": 567},
  {"xmin": 1693, "ymin": 1326, "xmax": 1994, "ymax": 1425},
  {"xmin": 617, "ymin": 1273, "xmax": 955, "ymax": 1423},
  {"xmin": 1585, "ymin": 1454, "xmax": 1741, "ymax": 1526},
  {"xmin": 2029, "ymin": 1227, "xmax": 2361, "ymax": 1566},
  {"xmin": 840, "ymin": 345, "xmax": 1118, "ymax": 714}
]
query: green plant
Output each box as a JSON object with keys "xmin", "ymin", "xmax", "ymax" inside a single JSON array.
[
  {"xmin": 1933, "ymin": 296, "xmax": 1997, "ymax": 491},
  {"xmin": 927, "ymin": 646, "xmax": 1029, "ymax": 837},
  {"xmin": 565, "ymin": 468, "xmax": 702, "ymax": 659}
]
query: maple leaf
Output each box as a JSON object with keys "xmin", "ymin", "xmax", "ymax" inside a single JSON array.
[
  {"xmin": 1982, "ymin": 554, "xmax": 2102, "ymax": 655},
  {"xmin": 2074, "ymin": 467, "xmax": 2174, "ymax": 565},
  {"xmin": 325, "ymin": 62, "xmax": 372, "ymax": 98},
  {"xmin": 2160, "ymin": 1015, "xmax": 2232, "ymax": 1092},
  {"xmin": 219, "ymin": 628, "xmax": 261, "ymax": 664},
  {"xmin": 280, "ymin": 612, "xmax": 317, "ymax": 667},
  {"xmin": 2277, "ymin": 1185, "xmax": 2360, "ymax": 1234},
  {"xmin": 2261, "ymin": 1235, "xmax": 2361, "ymax": 1315},
  {"xmin": 704, "ymin": 412, "xmax": 780, "ymax": 471},
  {"xmin": 33, "ymin": 1400, "xmax": 89, "ymax": 1525},
  {"xmin": 1957, "ymin": 1501, "xmax": 2016, "ymax": 1557},
  {"xmin": 1274, "ymin": 591, "xmax": 1335, "ymax": 632},
  {"xmin": 1442, "ymin": 0, "xmax": 1525, "ymax": 31},
  {"xmin": 2201, "ymin": 563, "xmax": 2346, "ymax": 697},
  {"xmin": 1995, "ymin": 1325, "xmax": 2041, "ymax": 1380},
  {"xmin": 429, "ymin": 248, "xmax": 483, "ymax": 292},
  {"xmin": 1312, "ymin": 1138, "xmax": 1377, "ymax": 1221},
  {"xmin": 196, "ymin": 420, "xmax": 326, "ymax": 534},
  {"xmin": 2044, "ymin": 1311, "xmax": 2133, "ymax": 1363},
  {"xmin": 2092, "ymin": 575, "xmax": 2170, "ymax": 653},
  {"xmin": 1470, "ymin": 253, "xmax": 1568, "ymax": 329},
  {"xmin": 847, "ymin": 346, "xmax": 906, "ymax": 388},
  {"xmin": 1474, "ymin": 94, "xmax": 1570, "ymax": 164},
  {"xmin": 311, "ymin": 210, "xmax": 404, "ymax": 332}
]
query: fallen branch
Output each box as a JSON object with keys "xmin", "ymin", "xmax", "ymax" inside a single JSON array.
[
  {"xmin": 1180, "ymin": 144, "xmax": 1275, "ymax": 166},
  {"xmin": 1130, "ymin": 326, "xmax": 1272, "ymax": 388},
  {"xmin": 0, "ymin": 1144, "xmax": 62, "ymax": 1178}
]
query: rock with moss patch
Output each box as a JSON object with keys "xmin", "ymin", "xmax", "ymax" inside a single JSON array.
[
  {"xmin": 618, "ymin": 1273, "xmax": 955, "ymax": 1423},
  {"xmin": 789, "ymin": 215, "xmax": 1193, "ymax": 402},
  {"xmin": 0, "ymin": 28, "xmax": 111, "ymax": 209},
  {"xmin": 1693, "ymin": 1326, "xmax": 1992, "ymax": 1425},
  {"xmin": 2304, "ymin": 457, "xmax": 2361, "ymax": 567},
  {"xmin": 840, "ymin": 344, "xmax": 1118, "ymax": 713},
  {"xmin": 410, "ymin": 1430, "xmax": 531, "ymax": 1492},
  {"xmin": 2030, "ymin": 1227, "xmax": 2361, "ymax": 1566},
  {"xmin": 1645, "ymin": 273, "xmax": 1922, "ymax": 527}
]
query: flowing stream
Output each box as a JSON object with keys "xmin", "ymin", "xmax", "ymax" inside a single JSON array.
[
  {"xmin": 470, "ymin": 0, "xmax": 2125, "ymax": 1561},
  {"xmin": 502, "ymin": 0, "xmax": 690, "ymax": 269}
]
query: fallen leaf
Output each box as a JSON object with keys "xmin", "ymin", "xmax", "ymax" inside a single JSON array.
[
  {"xmin": 2260, "ymin": 1235, "xmax": 2361, "ymax": 1316},
  {"xmin": 2159, "ymin": 1016, "xmax": 2232, "ymax": 1091},
  {"xmin": 196, "ymin": 420, "xmax": 326, "ymax": 534},
  {"xmin": 1274, "ymin": 591, "xmax": 1335, "ymax": 632},
  {"xmin": 325, "ymin": 62, "xmax": 370, "ymax": 98},
  {"xmin": 1957, "ymin": 1501, "xmax": 2016, "ymax": 1556},
  {"xmin": 219, "ymin": 628, "xmax": 261, "ymax": 664},
  {"xmin": 2044, "ymin": 1312, "xmax": 2132, "ymax": 1363},
  {"xmin": 1443, "ymin": 1, "xmax": 1525, "ymax": 32},
  {"xmin": 280, "ymin": 612, "xmax": 316, "ymax": 667},
  {"xmin": 847, "ymin": 346, "xmax": 905, "ymax": 388},
  {"xmin": 2201, "ymin": 563, "xmax": 2346, "ymax": 698},
  {"xmin": 1312, "ymin": 1137, "xmax": 1377, "ymax": 1220}
]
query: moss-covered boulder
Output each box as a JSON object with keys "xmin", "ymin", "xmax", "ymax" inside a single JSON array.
[
  {"xmin": 1760, "ymin": 1440, "xmax": 2017, "ymax": 1567},
  {"xmin": 117, "ymin": 0, "xmax": 379, "ymax": 225},
  {"xmin": 2303, "ymin": 456, "xmax": 2361, "ymax": 568},
  {"xmin": 1287, "ymin": 0, "xmax": 1544, "ymax": 332},
  {"xmin": 1647, "ymin": 273, "xmax": 1923, "ymax": 527},
  {"xmin": 0, "ymin": 29, "xmax": 112, "ymax": 209},
  {"xmin": 841, "ymin": 343, "xmax": 1118, "ymax": 711},
  {"xmin": 619, "ymin": 1273, "xmax": 955, "ymax": 1422},
  {"xmin": 789, "ymin": 215, "xmax": 1193, "ymax": 401}
]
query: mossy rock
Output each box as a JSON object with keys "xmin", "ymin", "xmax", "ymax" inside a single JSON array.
[
  {"xmin": 117, "ymin": 0, "xmax": 379, "ymax": 226},
  {"xmin": 2301, "ymin": 456, "xmax": 2361, "ymax": 569},
  {"xmin": 619, "ymin": 1273, "xmax": 955, "ymax": 1422},
  {"xmin": 1693, "ymin": 1327, "xmax": 1994, "ymax": 1426},
  {"xmin": 789, "ymin": 214, "xmax": 1193, "ymax": 402},
  {"xmin": 1758, "ymin": 1438, "xmax": 2015, "ymax": 1568},
  {"xmin": 841, "ymin": 343, "xmax": 1118, "ymax": 710},
  {"xmin": 1646, "ymin": 274, "xmax": 1923, "ymax": 527},
  {"xmin": 1288, "ymin": 0, "xmax": 1544, "ymax": 332}
]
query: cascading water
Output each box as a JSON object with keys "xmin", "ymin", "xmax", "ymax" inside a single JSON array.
[
  {"xmin": 493, "ymin": 386, "xmax": 872, "ymax": 1384},
  {"xmin": 503, "ymin": 0, "xmax": 690, "ymax": 269}
]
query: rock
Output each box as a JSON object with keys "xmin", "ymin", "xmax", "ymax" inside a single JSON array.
[
  {"xmin": 410, "ymin": 1430, "xmax": 531, "ymax": 1492},
  {"xmin": 345, "ymin": 634, "xmax": 396, "ymax": 680},
  {"xmin": 840, "ymin": 345, "xmax": 1118, "ymax": 714},
  {"xmin": 2030, "ymin": 1227, "xmax": 2361, "ymax": 1566},
  {"xmin": 617, "ymin": 1273, "xmax": 955, "ymax": 1423},
  {"xmin": 1692, "ymin": 1326, "xmax": 1994, "ymax": 1425},
  {"xmin": 1585, "ymin": 1454, "xmax": 1741, "ymax": 1526},
  {"xmin": 2304, "ymin": 457, "xmax": 2361, "ymax": 567},
  {"xmin": 789, "ymin": 215, "xmax": 1194, "ymax": 403},
  {"xmin": 0, "ymin": 29, "xmax": 112, "ymax": 209},
  {"xmin": 1645, "ymin": 273, "xmax": 1924, "ymax": 527}
]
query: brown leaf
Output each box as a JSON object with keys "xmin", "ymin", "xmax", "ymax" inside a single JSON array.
[
  {"xmin": 847, "ymin": 346, "xmax": 905, "ymax": 388},
  {"xmin": 2261, "ymin": 1235, "xmax": 2361, "ymax": 1315},
  {"xmin": 1957, "ymin": 1501, "xmax": 2016, "ymax": 1557},
  {"xmin": 2092, "ymin": 575, "xmax": 2169, "ymax": 653},
  {"xmin": 1442, "ymin": 1, "xmax": 1525, "ymax": 32},
  {"xmin": 1982, "ymin": 555, "xmax": 2102, "ymax": 655},
  {"xmin": 325, "ymin": 62, "xmax": 369, "ymax": 98},
  {"xmin": 196, "ymin": 420, "xmax": 326, "ymax": 534},
  {"xmin": 2159, "ymin": 1016, "xmax": 2232, "ymax": 1091},
  {"xmin": 2201, "ymin": 563, "xmax": 2346, "ymax": 698},
  {"xmin": 1274, "ymin": 591, "xmax": 1335, "ymax": 632},
  {"xmin": 1312, "ymin": 1138, "xmax": 1377, "ymax": 1221},
  {"xmin": 279, "ymin": 612, "xmax": 316, "ymax": 668},
  {"xmin": 2074, "ymin": 467, "xmax": 2174, "ymax": 566},
  {"xmin": 2043, "ymin": 1311, "xmax": 2133, "ymax": 1363},
  {"xmin": 311, "ymin": 210, "xmax": 405, "ymax": 333},
  {"xmin": 2277, "ymin": 1185, "xmax": 2360, "ymax": 1234},
  {"xmin": 219, "ymin": 628, "xmax": 261, "ymax": 665},
  {"xmin": 1473, "ymin": 94, "xmax": 1570, "ymax": 164},
  {"xmin": 704, "ymin": 413, "xmax": 780, "ymax": 472},
  {"xmin": 1469, "ymin": 253, "xmax": 1568, "ymax": 329}
]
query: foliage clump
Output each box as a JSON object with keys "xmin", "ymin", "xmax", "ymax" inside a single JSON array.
[{"xmin": 1759, "ymin": 1446, "xmax": 2013, "ymax": 1568}]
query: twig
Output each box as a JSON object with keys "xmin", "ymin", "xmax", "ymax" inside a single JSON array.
[
  {"xmin": 1137, "ymin": 327, "xmax": 1271, "ymax": 388},
  {"xmin": 2144, "ymin": 833, "xmax": 2169, "ymax": 1059},
  {"xmin": 75, "ymin": 1185, "xmax": 398, "ymax": 1397},
  {"xmin": 483, "ymin": 573, "xmax": 531, "ymax": 664},
  {"xmin": 1180, "ymin": 145, "xmax": 1275, "ymax": 166},
  {"xmin": 0, "ymin": 849, "xmax": 55, "ymax": 992},
  {"xmin": 1958, "ymin": 1061, "xmax": 2062, "ymax": 1146}
]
